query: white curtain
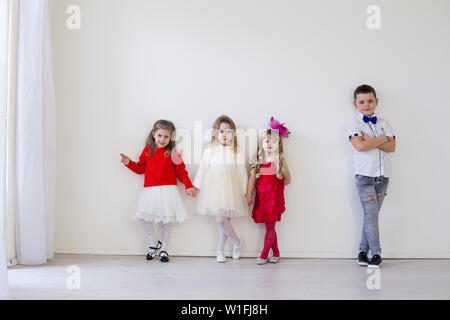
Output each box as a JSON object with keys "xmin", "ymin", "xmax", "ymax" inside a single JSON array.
[
  {"xmin": 0, "ymin": 229, "xmax": 6, "ymax": 296},
  {"xmin": 1, "ymin": 0, "xmax": 56, "ymax": 269},
  {"xmin": 15, "ymin": 0, "xmax": 56, "ymax": 265},
  {"xmin": 0, "ymin": 231, "xmax": 6, "ymax": 296},
  {"xmin": 1, "ymin": 0, "xmax": 10, "ymax": 296}
]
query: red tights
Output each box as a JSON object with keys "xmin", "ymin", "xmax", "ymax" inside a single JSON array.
[{"xmin": 260, "ymin": 222, "xmax": 280, "ymax": 259}]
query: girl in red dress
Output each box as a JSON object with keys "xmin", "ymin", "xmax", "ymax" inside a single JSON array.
[{"xmin": 246, "ymin": 118, "xmax": 291, "ymax": 265}]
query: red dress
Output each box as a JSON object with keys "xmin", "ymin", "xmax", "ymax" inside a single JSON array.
[{"xmin": 252, "ymin": 162, "xmax": 286, "ymax": 223}]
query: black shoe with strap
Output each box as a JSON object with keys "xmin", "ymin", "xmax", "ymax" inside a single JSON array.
[
  {"xmin": 146, "ymin": 241, "xmax": 162, "ymax": 261},
  {"xmin": 159, "ymin": 250, "xmax": 169, "ymax": 263}
]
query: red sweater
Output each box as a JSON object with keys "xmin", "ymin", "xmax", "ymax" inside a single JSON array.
[{"xmin": 125, "ymin": 146, "xmax": 194, "ymax": 190}]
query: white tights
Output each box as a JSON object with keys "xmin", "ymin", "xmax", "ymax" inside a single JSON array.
[
  {"xmin": 138, "ymin": 219, "xmax": 172, "ymax": 252},
  {"xmin": 215, "ymin": 216, "xmax": 240, "ymax": 252}
]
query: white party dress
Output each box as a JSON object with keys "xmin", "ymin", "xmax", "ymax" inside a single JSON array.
[{"xmin": 193, "ymin": 143, "xmax": 249, "ymax": 217}]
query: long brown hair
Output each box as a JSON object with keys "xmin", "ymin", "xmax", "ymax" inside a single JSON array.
[
  {"xmin": 251, "ymin": 129, "xmax": 286, "ymax": 179},
  {"xmin": 211, "ymin": 115, "xmax": 238, "ymax": 153},
  {"xmin": 145, "ymin": 120, "xmax": 176, "ymax": 157}
]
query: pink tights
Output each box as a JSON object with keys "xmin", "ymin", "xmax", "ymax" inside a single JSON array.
[{"xmin": 260, "ymin": 222, "xmax": 280, "ymax": 259}]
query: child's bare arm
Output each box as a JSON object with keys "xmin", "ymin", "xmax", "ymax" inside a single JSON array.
[
  {"xmin": 350, "ymin": 132, "xmax": 388, "ymax": 152},
  {"xmin": 282, "ymin": 158, "xmax": 291, "ymax": 185},
  {"xmin": 246, "ymin": 172, "xmax": 256, "ymax": 206},
  {"xmin": 377, "ymin": 136, "xmax": 396, "ymax": 153}
]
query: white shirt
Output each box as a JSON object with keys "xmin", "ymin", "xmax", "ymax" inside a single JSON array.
[
  {"xmin": 347, "ymin": 112, "xmax": 395, "ymax": 177},
  {"xmin": 193, "ymin": 143, "xmax": 248, "ymax": 194}
]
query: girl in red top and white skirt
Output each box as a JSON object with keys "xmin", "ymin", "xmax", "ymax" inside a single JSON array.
[
  {"xmin": 246, "ymin": 118, "xmax": 291, "ymax": 265},
  {"xmin": 121, "ymin": 120, "xmax": 197, "ymax": 263}
]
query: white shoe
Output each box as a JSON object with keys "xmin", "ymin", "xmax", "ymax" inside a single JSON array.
[
  {"xmin": 216, "ymin": 251, "xmax": 226, "ymax": 263},
  {"xmin": 256, "ymin": 257, "xmax": 268, "ymax": 265},
  {"xmin": 232, "ymin": 240, "xmax": 244, "ymax": 260},
  {"xmin": 269, "ymin": 256, "xmax": 280, "ymax": 263}
]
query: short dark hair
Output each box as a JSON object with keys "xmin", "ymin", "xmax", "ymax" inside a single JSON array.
[{"xmin": 354, "ymin": 84, "xmax": 377, "ymax": 101}]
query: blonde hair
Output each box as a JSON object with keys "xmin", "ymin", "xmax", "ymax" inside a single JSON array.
[
  {"xmin": 210, "ymin": 115, "xmax": 238, "ymax": 153},
  {"xmin": 251, "ymin": 129, "xmax": 286, "ymax": 179},
  {"xmin": 145, "ymin": 120, "xmax": 176, "ymax": 157}
]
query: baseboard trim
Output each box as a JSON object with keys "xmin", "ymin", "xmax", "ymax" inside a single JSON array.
[{"xmin": 55, "ymin": 248, "xmax": 450, "ymax": 259}]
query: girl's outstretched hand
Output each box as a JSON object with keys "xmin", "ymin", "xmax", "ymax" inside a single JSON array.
[
  {"xmin": 186, "ymin": 187, "xmax": 198, "ymax": 198},
  {"xmin": 120, "ymin": 153, "xmax": 131, "ymax": 165}
]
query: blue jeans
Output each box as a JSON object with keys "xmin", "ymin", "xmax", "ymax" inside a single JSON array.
[{"xmin": 355, "ymin": 175, "xmax": 389, "ymax": 256}]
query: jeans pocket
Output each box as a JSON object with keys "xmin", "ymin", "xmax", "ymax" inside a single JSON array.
[{"xmin": 355, "ymin": 175, "xmax": 372, "ymax": 185}]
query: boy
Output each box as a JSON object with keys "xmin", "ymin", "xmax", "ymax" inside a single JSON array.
[{"xmin": 347, "ymin": 84, "xmax": 396, "ymax": 268}]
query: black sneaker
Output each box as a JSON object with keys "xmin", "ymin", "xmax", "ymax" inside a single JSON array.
[
  {"xmin": 358, "ymin": 251, "xmax": 369, "ymax": 266},
  {"xmin": 368, "ymin": 254, "xmax": 382, "ymax": 268}
]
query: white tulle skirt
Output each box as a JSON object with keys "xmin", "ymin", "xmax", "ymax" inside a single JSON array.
[
  {"xmin": 197, "ymin": 170, "xmax": 249, "ymax": 218},
  {"xmin": 134, "ymin": 185, "xmax": 189, "ymax": 224}
]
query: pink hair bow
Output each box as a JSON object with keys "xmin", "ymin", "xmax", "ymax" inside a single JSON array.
[{"xmin": 268, "ymin": 117, "xmax": 291, "ymax": 138}]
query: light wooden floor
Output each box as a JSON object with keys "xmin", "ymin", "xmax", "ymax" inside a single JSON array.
[{"xmin": 4, "ymin": 254, "xmax": 450, "ymax": 300}]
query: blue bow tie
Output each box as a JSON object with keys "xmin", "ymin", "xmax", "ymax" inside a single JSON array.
[{"xmin": 363, "ymin": 115, "xmax": 377, "ymax": 124}]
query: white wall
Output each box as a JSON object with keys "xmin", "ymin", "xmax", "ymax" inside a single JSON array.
[{"xmin": 51, "ymin": 0, "xmax": 450, "ymax": 258}]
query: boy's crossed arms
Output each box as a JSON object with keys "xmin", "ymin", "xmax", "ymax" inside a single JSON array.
[{"xmin": 350, "ymin": 131, "xmax": 396, "ymax": 153}]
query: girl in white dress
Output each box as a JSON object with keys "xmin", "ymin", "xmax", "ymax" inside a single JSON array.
[{"xmin": 193, "ymin": 115, "xmax": 249, "ymax": 263}]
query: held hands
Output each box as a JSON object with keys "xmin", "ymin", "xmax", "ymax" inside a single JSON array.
[
  {"xmin": 120, "ymin": 153, "xmax": 131, "ymax": 165},
  {"xmin": 186, "ymin": 187, "xmax": 198, "ymax": 198}
]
